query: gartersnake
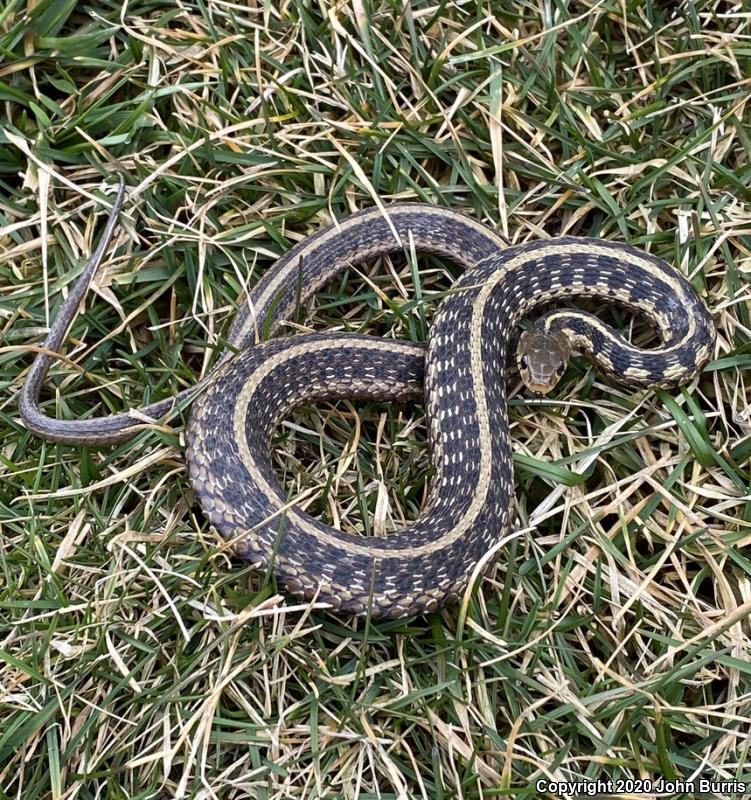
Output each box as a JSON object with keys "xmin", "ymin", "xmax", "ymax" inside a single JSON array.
[{"xmin": 20, "ymin": 179, "xmax": 716, "ymax": 618}]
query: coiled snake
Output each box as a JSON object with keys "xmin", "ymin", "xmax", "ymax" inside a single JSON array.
[{"xmin": 19, "ymin": 180, "xmax": 715, "ymax": 618}]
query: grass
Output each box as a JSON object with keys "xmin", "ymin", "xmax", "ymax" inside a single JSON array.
[{"xmin": 1, "ymin": 0, "xmax": 751, "ymax": 797}]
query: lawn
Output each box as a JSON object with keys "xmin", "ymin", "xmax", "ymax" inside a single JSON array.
[{"xmin": 1, "ymin": 1, "xmax": 750, "ymax": 798}]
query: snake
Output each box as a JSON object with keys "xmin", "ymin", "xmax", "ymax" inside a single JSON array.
[{"xmin": 19, "ymin": 179, "xmax": 716, "ymax": 618}]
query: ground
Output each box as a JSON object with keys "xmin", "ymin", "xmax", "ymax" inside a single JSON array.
[{"xmin": 1, "ymin": 1, "xmax": 750, "ymax": 798}]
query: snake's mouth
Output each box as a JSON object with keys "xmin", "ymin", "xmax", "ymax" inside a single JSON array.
[
  {"xmin": 524, "ymin": 380, "xmax": 556, "ymax": 396},
  {"xmin": 518, "ymin": 361, "xmax": 566, "ymax": 395}
]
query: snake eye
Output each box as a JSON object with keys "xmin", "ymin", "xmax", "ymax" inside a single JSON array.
[
  {"xmin": 556, "ymin": 361, "xmax": 566, "ymax": 375},
  {"xmin": 520, "ymin": 354, "xmax": 529, "ymax": 369}
]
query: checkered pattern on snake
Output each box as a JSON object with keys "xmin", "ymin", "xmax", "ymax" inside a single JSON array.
[{"xmin": 19, "ymin": 180, "xmax": 715, "ymax": 618}]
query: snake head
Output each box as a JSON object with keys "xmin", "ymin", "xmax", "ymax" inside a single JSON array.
[{"xmin": 517, "ymin": 330, "xmax": 570, "ymax": 395}]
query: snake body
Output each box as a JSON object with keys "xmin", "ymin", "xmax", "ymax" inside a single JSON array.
[{"xmin": 19, "ymin": 181, "xmax": 716, "ymax": 618}]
